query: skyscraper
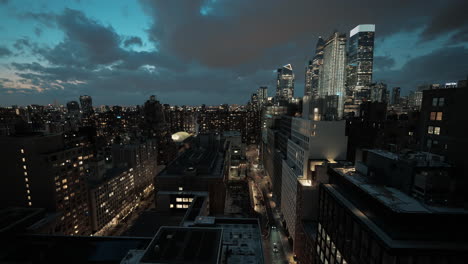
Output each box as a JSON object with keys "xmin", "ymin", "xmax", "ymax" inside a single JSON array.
[
  {"xmin": 346, "ymin": 24, "xmax": 375, "ymax": 95},
  {"xmin": 0, "ymin": 134, "xmax": 92, "ymax": 235},
  {"xmin": 257, "ymin": 86, "xmax": 268, "ymax": 106},
  {"xmin": 318, "ymin": 32, "xmax": 347, "ymax": 119},
  {"xmin": 305, "ymin": 37, "xmax": 325, "ymax": 98},
  {"xmin": 79, "ymin": 95, "xmax": 93, "ymax": 116},
  {"xmin": 66, "ymin": 101, "xmax": 80, "ymax": 114},
  {"xmin": 392, "ymin": 87, "xmax": 401, "ymax": 105},
  {"xmin": 276, "ymin": 64, "xmax": 295, "ymax": 102}
]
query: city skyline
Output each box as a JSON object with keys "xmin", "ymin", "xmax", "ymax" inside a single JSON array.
[{"xmin": 1, "ymin": 0, "xmax": 468, "ymax": 106}]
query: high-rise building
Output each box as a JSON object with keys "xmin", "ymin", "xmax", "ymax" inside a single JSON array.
[
  {"xmin": 346, "ymin": 24, "xmax": 375, "ymax": 95},
  {"xmin": 391, "ymin": 87, "xmax": 401, "ymax": 105},
  {"xmin": 143, "ymin": 95, "xmax": 175, "ymax": 165},
  {"xmin": 369, "ymin": 82, "xmax": 388, "ymax": 103},
  {"xmin": 419, "ymin": 80, "xmax": 468, "ymax": 204},
  {"xmin": 280, "ymin": 118, "xmax": 347, "ymax": 254},
  {"xmin": 276, "ymin": 64, "xmax": 295, "ymax": 102},
  {"xmin": 257, "ymin": 86, "xmax": 268, "ymax": 106},
  {"xmin": 66, "ymin": 101, "xmax": 80, "ymax": 114},
  {"xmin": 318, "ymin": 32, "xmax": 347, "ymax": 119},
  {"xmin": 313, "ymin": 158, "xmax": 468, "ymax": 264},
  {"xmin": 305, "ymin": 37, "xmax": 325, "ymax": 98},
  {"xmin": 0, "ymin": 133, "xmax": 92, "ymax": 235},
  {"xmin": 79, "ymin": 95, "xmax": 93, "ymax": 116}
]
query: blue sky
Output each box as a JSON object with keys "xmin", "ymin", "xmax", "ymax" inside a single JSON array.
[{"xmin": 0, "ymin": 0, "xmax": 467, "ymax": 106}]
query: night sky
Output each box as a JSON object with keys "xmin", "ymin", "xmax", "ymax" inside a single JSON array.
[{"xmin": 0, "ymin": 0, "xmax": 467, "ymax": 106}]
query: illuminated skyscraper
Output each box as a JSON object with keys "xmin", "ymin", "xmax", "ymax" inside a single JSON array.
[
  {"xmin": 79, "ymin": 95, "xmax": 93, "ymax": 116},
  {"xmin": 276, "ymin": 64, "xmax": 295, "ymax": 102},
  {"xmin": 347, "ymin": 24, "xmax": 375, "ymax": 95},
  {"xmin": 257, "ymin": 86, "xmax": 268, "ymax": 106},
  {"xmin": 305, "ymin": 37, "xmax": 325, "ymax": 98},
  {"xmin": 318, "ymin": 32, "xmax": 347, "ymax": 119}
]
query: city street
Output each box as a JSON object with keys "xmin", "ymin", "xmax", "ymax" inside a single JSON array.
[{"xmin": 246, "ymin": 145, "xmax": 295, "ymax": 264}]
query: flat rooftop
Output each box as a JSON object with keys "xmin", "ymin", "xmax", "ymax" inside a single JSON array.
[
  {"xmin": 1, "ymin": 235, "xmax": 151, "ymax": 263},
  {"xmin": 333, "ymin": 167, "xmax": 468, "ymax": 214},
  {"xmin": 366, "ymin": 149, "xmax": 450, "ymax": 167},
  {"xmin": 140, "ymin": 226, "xmax": 223, "ymax": 264},
  {"xmin": 159, "ymin": 147, "xmax": 224, "ymax": 178},
  {"xmin": 0, "ymin": 207, "xmax": 45, "ymax": 234},
  {"xmin": 187, "ymin": 217, "xmax": 264, "ymax": 264}
]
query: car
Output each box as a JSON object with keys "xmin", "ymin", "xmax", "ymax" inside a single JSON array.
[{"xmin": 271, "ymin": 225, "xmax": 276, "ymax": 229}]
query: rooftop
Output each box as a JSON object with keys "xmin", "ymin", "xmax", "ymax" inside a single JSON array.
[
  {"xmin": 139, "ymin": 226, "xmax": 223, "ymax": 264},
  {"xmin": 188, "ymin": 217, "xmax": 264, "ymax": 264},
  {"xmin": 159, "ymin": 147, "xmax": 224, "ymax": 178},
  {"xmin": 333, "ymin": 167, "xmax": 467, "ymax": 214}
]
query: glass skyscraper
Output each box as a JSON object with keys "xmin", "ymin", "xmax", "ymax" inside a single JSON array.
[
  {"xmin": 318, "ymin": 32, "xmax": 347, "ymax": 119},
  {"xmin": 276, "ymin": 64, "xmax": 295, "ymax": 102},
  {"xmin": 347, "ymin": 24, "xmax": 375, "ymax": 95},
  {"xmin": 305, "ymin": 37, "xmax": 325, "ymax": 99}
]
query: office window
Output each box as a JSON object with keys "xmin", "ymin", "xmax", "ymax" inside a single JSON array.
[
  {"xmin": 434, "ymin": 127, "xmax": 441, "ymax": 135},
  {"xmin": 438, "ymin": 97, "xmax": 444, "ymax": 106},
  {"xmin": 436, "ymin": 112, "xmax": 443, "ymax": 121},
  {"xmin": 432, "ymin": 98, "xmax": 438, "ymax": 106},
  {"xmin": 427, "ymin": 126, "xmax": 434, "ymax": 134},
  {"xmin": 430, "ymin": 112, "xmax": 436, "ymax": 120}
]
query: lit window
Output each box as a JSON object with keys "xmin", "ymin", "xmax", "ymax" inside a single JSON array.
[
  {"xmin": 430, "ymin": 112, "xmax": 436, "ymax": 120},
  {"xmin": 23, "ymin": 165, "xmax": 27, "ymax": 170},
  {"xmin": 427, "ymin": 126, "xmax": 434, "ymax": 134},
  {"xmin": 24, "ymin": 172, "xmax": 28, "ymax": 176},
  {"xmin": 183, "ymin": 204, "xmax": 189, "ymax": 208},
  {"xmin": 63, "ymin": 185, "xmax": 68, "ymax": 189},
  {"xmin": 22, "ymin": 158, "xmax": 26, "ymax": 162},
  {"xmin": 178, "ymin": 187, "xmax": 183, "ymax": 191},
  {"xmin": 28, "ymin": 202, "xmax": 32, "ymax": 206},
  {"xmin": 170, "ymin": 204, "xmax": 174, "ymax": 208},
  {"xmin": 434, "ymin": 127, "xmax": 441, "ymax": 135},
  {"xmin": 20, "ymin": 149, "xmax": 24, "ymax": 154},
  {"xmin": 26, "ymin": 184, "xmax": 29, "ymax": 188},
  {"xmin": 25, "ymin": 178, "xmax": 29, "ymax": 182},
  {"xmin": 27, "ymin": 190, "xmax": 30, "ymax": 194},
  {"xmin": 176, "ymin": 204, "xmax": 183, "ymax": 208},
  {"xmin": 27, "ymin": 196, "xmax": 31, "ymax": 200},
  {"xmin": 436, "ymin": 112, "xmax": 443, "ymax": 121},
  {"xmin": 176, "ymin": 198, "xmax": 183, "ymax": 202}
]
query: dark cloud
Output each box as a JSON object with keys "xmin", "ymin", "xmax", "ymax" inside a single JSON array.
[
  {"xmin": 13, "ymin": 38, "xmax": 32, "ymax": 50},
  {"xmin": 123, "ymin": 36, "xmax": 143, "ymax": 47},
  {"xmin": 0, "ymin": 46, "xmax": 12, "ymax": 57},
  {"xmin": 374, "ymin": 56, "xmax": 396, "ymax": 71},
  {"xmin": 421, "ymin": 1, "xmax": 468, "ymax": 41},
  {"xmin": 34, "ymin": 27, "xmax": 42, "ymax": 37},
  {"xmin": 139, "ymin": 0, "xmax": 453, "ymax": 69},
  {"xmin": 3, "ymin": 1, "xmax": 468, "ymax": 106},
  {"xmin": 374, "ymin": 46, "xmax": 468, "ymax": 91}
]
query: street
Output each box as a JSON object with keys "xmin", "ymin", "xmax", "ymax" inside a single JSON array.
[{"xmin": 246, "ymin": 145, "xmax": 295, "ymax": 264}]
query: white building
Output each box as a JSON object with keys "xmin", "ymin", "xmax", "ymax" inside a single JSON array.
[
  {"xmin": 318, "ymin": 32, "xmax": 347, "ymax": 119},
  {"xmin": 280, "ymin": 117, "xmax": 347, "ymax": 251}
]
